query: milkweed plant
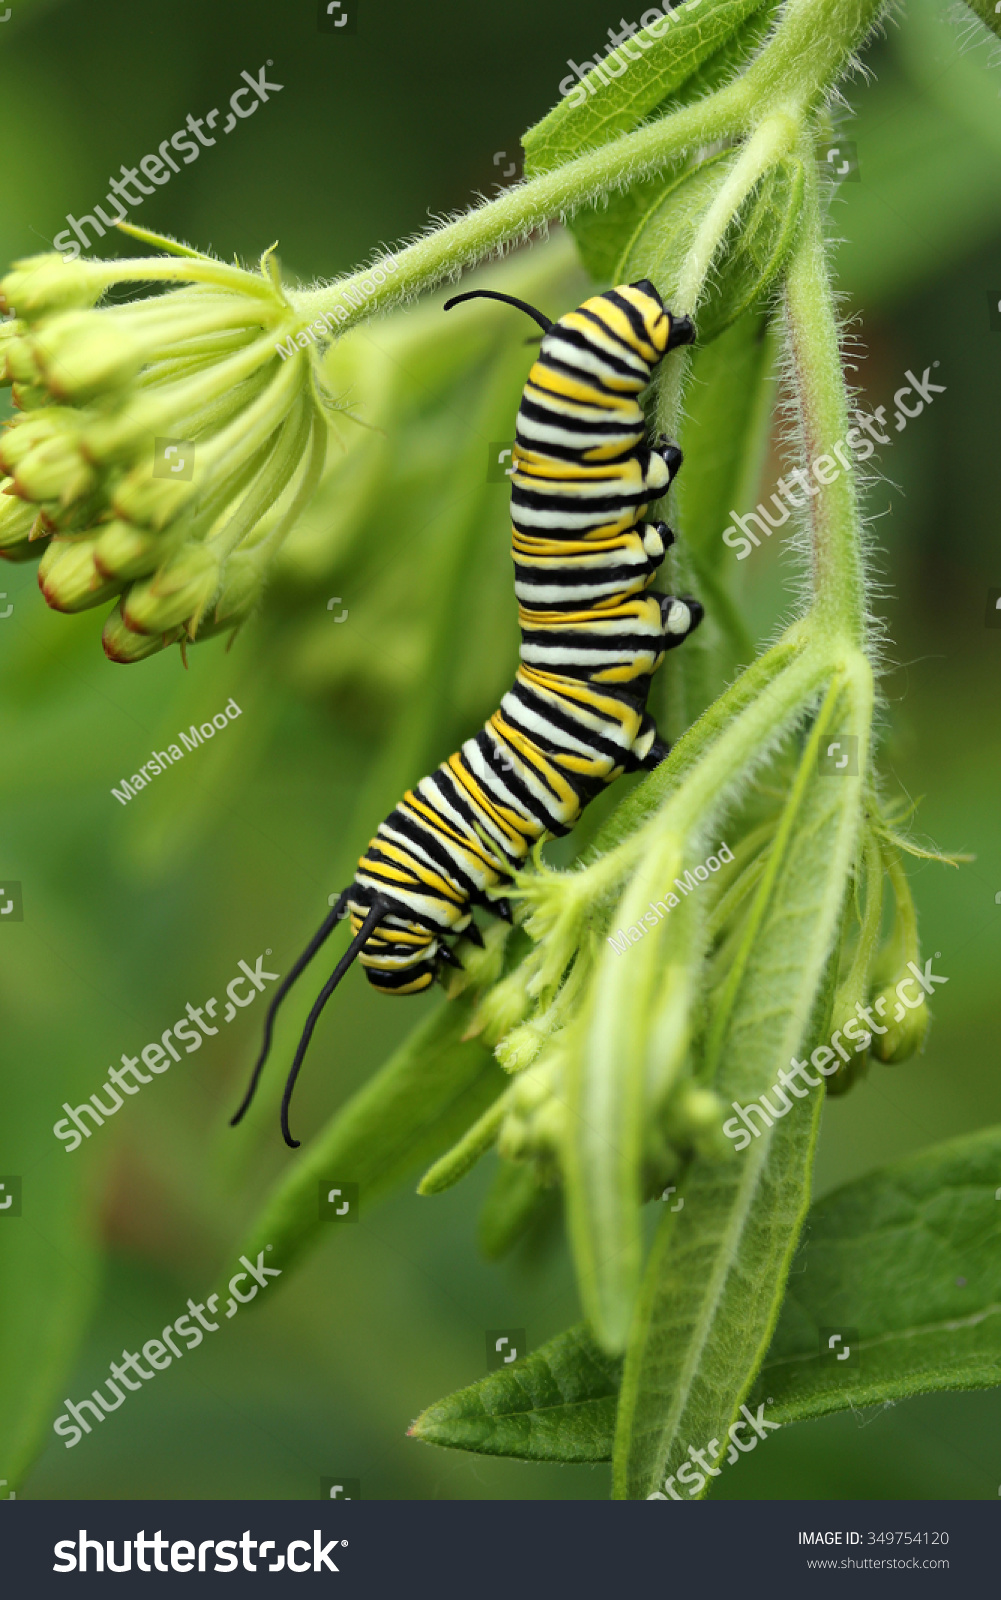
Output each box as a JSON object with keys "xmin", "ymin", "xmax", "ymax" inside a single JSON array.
[{"xmin": 3, "ymin": 0, "xmax": 998, "ymax": 1500}]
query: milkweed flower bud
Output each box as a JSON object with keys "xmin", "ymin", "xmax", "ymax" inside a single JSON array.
[
  {"xmin": 38, "ymin": 535, "xmax": 119, "ymax": 612},
  {"xmin": 0, "ymin": 487, "xmax": 40, "ymax": 558},
  {"xmin": 101, "ymin": 601, "xmax": 184, "ymax": 662},
  {"xmin": 0, "ymin": 252, "xmax": 107, "ymax": 318},
  {"xmin": 122, "ymin": 541, "xmax": 220, "ymax": 635},
  {"xmin": 868, "ymin": 975, "xmax": 930, "ymax": 1063},
  {"xmin": 0, "ymin": 225, "xmax": 339, "ymax": 660}
]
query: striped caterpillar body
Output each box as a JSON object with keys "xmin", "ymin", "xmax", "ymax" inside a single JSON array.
[{"xmin": 234, "ymin": 280, "xmax": 703, "ymax": 1145}]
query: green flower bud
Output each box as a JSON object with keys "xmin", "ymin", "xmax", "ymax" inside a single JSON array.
[
  {"xmin": 868, "ymin": 979, "xmax": 929, "ymax": 1064},
  {"xmin": 0, "ymin": 253, "xmax": 106, "ymax": 318},
  {"xmin": 671, "ymin": 1084, "xmax": 728, "ymax": 1159},
  {"xmin": 496, "ymin": 1023, "xmax": 546, "ymax": 1074},
  {"xmin": 0, "ymin": 408, "xmax": 78, "ymax": 473},
  {"xmin": 93, "ymin": 519, "xmax": 183, "ymax": 582},
  {"xmin": 10, "ymin": 381, "xmax": 50, "ymax": 411},
  {"xmin": 112, "ymin": 461, "xmax": 197, "ymax": 531},
  {"xmin": 121, "ymin": 541, "xmax": 219, "ymax": 634},
  {"xmin": 37, "ymin": 536, "xmax": 121, "ymax": 612},
  {"xmin": 0, "ymin": 490, "xmax": 38, "ymax": 552},
  {"xmin": 31, "ymin": 312, "xmax": 144, "ymax": 403},
  {"xmin": 3, "ymin": 335, "xmax": 43, "ymax": 386},
  {"xmin": 467, "ymin": 967, "xmax": 534, "ymax": 1046},
  {"xmin": 102, "ymin": 600, "xmax": 184, "ymax": 662},
  {"xmin": 11, "ymin": 435, "xmax": 96, "ymax": 507}
]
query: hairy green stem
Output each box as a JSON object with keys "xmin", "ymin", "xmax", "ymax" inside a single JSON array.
[{"xmin": 781, "ymin": 163, "xmax": 866, "ymax": 643}]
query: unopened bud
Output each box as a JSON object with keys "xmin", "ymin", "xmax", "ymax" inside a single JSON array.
[
  {"xmin": 0, "ymin": 490, "xmax": 38, "ymax": 553},
  {"xmin": 102, "ymin": 600, "xmax": 184, "ymax": 662},
  {"xmin": 112, "ymin": 462, "xmax": 196, "ymax": 531},
  {"xmin": 93, "ymin": 520, "xmax": 181, "ymax": 582},
  {"xmin": 3, "ymin": 336, "xmax": 43, "ymax": 387},
  {"xmin": 121, "ymin": 542, "xmax": 219, "ymax": 634},
  {"xmin": 496, "ymin": 1024, "xmax": 546, "ymax": 1074},
  {"xmin": 467, "ymin": 968, "xmax": 534, "ymax": 1046},
  {"xmin": 0, "ymin": 254, "xmax": 105, "ymax": 318},
  {"xmin": 12, "ymin": 435, "xmax": 95, "ymax": 507},
  {"xmin": 31, "ymin": 312, "xmax": 143, "ymax": 403},
  {"xmin": 38, "ymin": 536, "xmax": 120, "ymax": 612},
  {"xmin": 869, "ymin": 980, "xmax": 929, "ymax": 1064}
]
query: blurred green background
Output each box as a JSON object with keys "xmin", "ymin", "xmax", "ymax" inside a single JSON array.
[{"xmin": 1, "ymin": 0, "xmax": 1000, "ymax": 1500}]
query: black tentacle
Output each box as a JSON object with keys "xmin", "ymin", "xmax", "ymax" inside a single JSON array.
[
  {"xmin": 230, "ymin": 891, "xmax": 350, "ymax": 1127},
  {"xmin": 443, "ymin": 289, "xmax": 553, "ymax": 334},
  {"xmin": 280, "ymin": 898, "xmax": 388, "ymax": 1149}
]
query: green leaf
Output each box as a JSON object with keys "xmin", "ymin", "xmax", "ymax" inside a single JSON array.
[
  {"xmin": 610, "ymin": 682, "xmax": 864, "ymax": 1497},
  {"xmin": 522, "ymin": 0, "xmax": 774, "ymax": 178},
  {"xmin": 566, "ymin": 4, "xmax": 783, "ymax": 282},
  {"xmin": 408, "ymin": 1324, "xmax": 620, "ymax": 1462},
  {"xmin": 565, "ymin": 851, "xmax": 704, "ymax": 1353},
  {"xmin": 751, "ymin": 1124, "xmax": 1001, "ymax": 1420},
  {"xmin": 476, "ymin": 1158, "xmax": 554, "ymax": 1261},
  {"xmin": 228, "ymin": 992, "xmax": 506, "ymax": 1281},
  {"xmin": 618, "ymin": 155, "xmax": 805, "ymax": 344},
  {"xmin": 0, "ymin": 1162, "xmax": 99, "ymax": 1488},
  {"xmin": 612, "ymin": 1090, "xmax": 823, "ymax": 1497},
  {"xmin": 676, "ymin": 308, "xmax": 777, "ymax": 573}
]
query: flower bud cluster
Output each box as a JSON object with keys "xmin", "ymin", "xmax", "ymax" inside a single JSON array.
[{"xmin": 0, "ymin": 236, "xmax": 331, "ymax": 660}]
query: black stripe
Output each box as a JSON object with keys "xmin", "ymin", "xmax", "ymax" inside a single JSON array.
[
  {"xmin": 504, "ymin": 682, "xmax": 633, "ymax": 763},
  {"xmin": 421, "ymin": 767, "xmax": 520, "ymax": 877},
  {"xmin": 378, "ymin": 808, "xmax": 481, "ymax": 899},
  {"xmin": 531, "ymin": 350, "xmax": 641, "ymax": 400},
  {"xmin": 471, "ymin": 728, "xmax": 569, "ymax": 825},
  {"xmin": 517, "ymin": 395, "xmax": 638, "ymax": 437},
  {"xmin": 542, "ymin": 326, "xmax": 647, "ymax": 382},
  {"xmin": 511, "ymin": 485, "xmax": 648, "ymax": 515},
  {"xmin": 603, "ymin": 290, "xmax": 659, "ymax": 353}
]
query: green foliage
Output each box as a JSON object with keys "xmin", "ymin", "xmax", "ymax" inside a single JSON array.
[
  {"xmin": 408, "ymin": 1324, "xmax": 621, "ymax": 1463},
  {"xmin": 521, "ymin": 0, "xmax": 776, "ymax": 177},
  {"xmin": 3, "ymin": 0, "xmax": 996, "ymax": 1506},
  {"xmin": 411, "ymin": 1123, "xmax": 1001, "ymax": 1475}
]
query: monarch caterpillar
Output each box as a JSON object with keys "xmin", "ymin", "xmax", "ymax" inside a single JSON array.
[{"xmin": 233, "ymin": 280, "xmax": 703, "ymax": 1145}]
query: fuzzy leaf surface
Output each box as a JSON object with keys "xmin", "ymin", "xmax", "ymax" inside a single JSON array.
[
  {"xmin": 750, "ymin": 1124, "xmax": 1001, "ymax": 1418},
  {"xmin": 522, "ymin": 0, "xmax": 774, "ymax": 178},
  {"xmin": 408, "ymin": 1324, "xmax": 620, "ymax": 1462}
]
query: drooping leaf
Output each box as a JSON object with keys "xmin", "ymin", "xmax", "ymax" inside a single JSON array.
[
  {"xmin": 567, "ymin": 3, "xmax": 783, "ymax": 282},
  {"xmin": 618, "ymin": 155, "xmax": 805, "ymax": 344},
  {"xmin": 750, "ymin": 1123, "xmax": 1001, "ymax": 1420},
  {"xmin": 522, "ymin": 0, "xmax": 775, "ymax": 178},
  {"xmin": 476, "ymin": 1158, "xmax": 555, "ymax": 1261},
  {"xmin": 228, "ymin": 992, "xmax": 505, "ymax": 1281},
  {"xmin": 676, "ymin": 308, "xmax": 777, "ymax": 572},
  {"xmin": 610, "ymin": 680, "xmax": 865, "ymax": 1496},
  {"xmin": 612, "ymin": 1088, "xmax": 823, "ymax": 1497},
  {"xmin": 408, "ymin": 1324, "xmax": 620, "ymax": 1462}
]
